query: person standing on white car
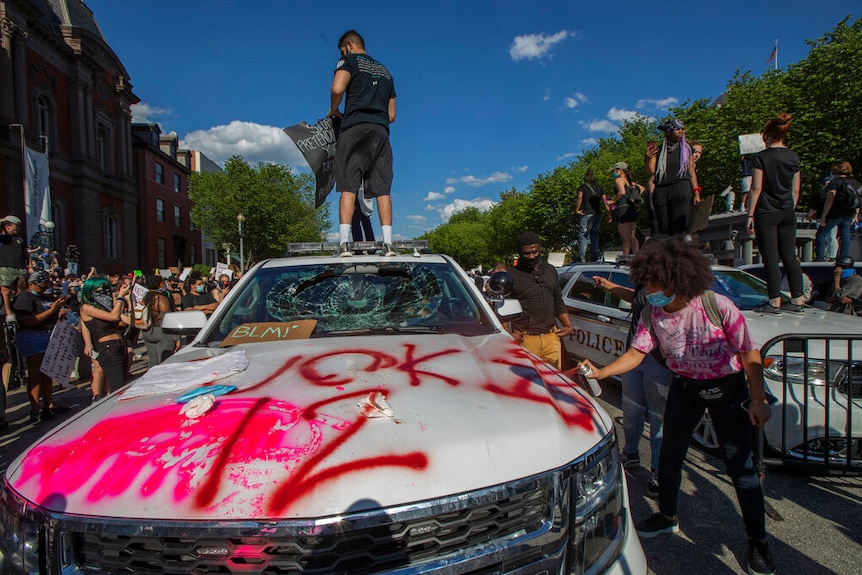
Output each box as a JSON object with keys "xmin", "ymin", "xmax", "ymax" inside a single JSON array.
[{"xmin": 577, "ymin": 235, "xmax": 775, "ymax": 575}]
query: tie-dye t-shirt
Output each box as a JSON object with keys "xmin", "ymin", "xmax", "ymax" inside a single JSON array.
[{"xmin": 630, "ymin": 293, "xmax": 756, "ymax": 380}]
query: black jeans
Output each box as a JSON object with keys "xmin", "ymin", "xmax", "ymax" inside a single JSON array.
[
  {"xmin": 653, "ymin": 179, "xmax": 692, "ymax": 236},
  {"xmin": 753, "ymin": 208, "xmax": 803, "ymax": 300},
  {"xmin": 95, "ymin": 339, "xmax": 128, "ymax": 392},
  {"xmin": 657, "ymin": 373, "xmax": 766, "ymax": 540}
]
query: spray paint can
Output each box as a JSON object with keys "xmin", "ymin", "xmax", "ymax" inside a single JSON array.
[{"xmin": 577, "ymin": 363, "xmax": 601, "ymax": 396}]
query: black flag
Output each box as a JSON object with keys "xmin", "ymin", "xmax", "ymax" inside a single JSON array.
[{"xmin": 283, "ymin": 116, "xmax": 340, "ymax": 208}]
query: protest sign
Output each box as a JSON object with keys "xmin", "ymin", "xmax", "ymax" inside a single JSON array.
[
  {"xmin": 284, "ymin": 116, "xmax": 341, "ymax": 208},
  {"xmin": 41, "ymin": 321, "xmax": 83, "ymax": 388}
]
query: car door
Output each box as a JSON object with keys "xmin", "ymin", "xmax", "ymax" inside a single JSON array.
[{"xmin": 560, "ymin": 266, "xmax": 634, "ymax": 369}]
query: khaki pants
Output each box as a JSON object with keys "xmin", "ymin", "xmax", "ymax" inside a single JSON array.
[{"xmin": 520, "ymin": 332, "xmax": 562, "ymax": 370}]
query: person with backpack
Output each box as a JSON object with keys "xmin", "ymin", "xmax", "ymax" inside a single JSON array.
[
  {"xmin": 610, "ymin": 162, "xmax": 643, "ymax": 256},
  {"xmin": 814, "ymin": 161, "xmax": 860, "ymax": 262},
  {"xmin": 577, "ymin": 235, "xmax": 775, "ymax": 575}
]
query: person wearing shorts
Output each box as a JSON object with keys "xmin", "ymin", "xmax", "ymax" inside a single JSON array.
[
  {"xmin": 328, "ymin": 29, "xmax": 397, "ymax": 257},
  {"xmin": 0, "ymin": 216, "xmax": 28, "ymax": 325}
]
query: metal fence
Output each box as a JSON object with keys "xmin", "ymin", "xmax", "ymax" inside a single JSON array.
[{"xmin": 755, "ymin": 333, "xmax": 862, "ymax": 474}]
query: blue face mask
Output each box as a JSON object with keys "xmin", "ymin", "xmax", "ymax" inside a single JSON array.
[
  {"xmin": 612, "ymin": 172, "xmax": 620, "ymax": 179},
  {"xmin": 646, "ymin": 290, "xmax": 675, "ymax": 307},
  {"xmin": 841, "ymin": 268, "xmax": 854, "ymax": 279},
  {"xmin": 195, "ymin": 285, "xmax": 206, "ymax": 294}
]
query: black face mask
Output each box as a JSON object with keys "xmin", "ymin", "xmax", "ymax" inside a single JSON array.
[
  {"xmin": 519, "ymin": 254, "xmax": 540, "ymax": 271},
  {"xmin": 92, "ymin": 287, "xmax": 114, "ymax": 312}
]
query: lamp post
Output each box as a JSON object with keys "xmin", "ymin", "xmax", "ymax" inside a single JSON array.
[
  {"xmin": 221, "ymin": 243, "xmax": 231, "ymax": 266},
  {"xmin": 237, "ymin": 213, "xmax": 245, "ymax": 274}
]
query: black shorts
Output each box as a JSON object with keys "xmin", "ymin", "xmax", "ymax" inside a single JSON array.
[{"xmin": 335, "ymin": 123, "xmax": 393, "ymax": 198}]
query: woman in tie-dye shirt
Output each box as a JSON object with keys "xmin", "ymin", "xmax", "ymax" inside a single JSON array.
[{"xmin": 578, "ymin": 235, "xmax": 776, "ymax": 575}]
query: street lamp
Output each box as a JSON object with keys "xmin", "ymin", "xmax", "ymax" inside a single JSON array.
[
  {"xmin": 221, "ymin": 242, "xmax": 231, "ymax": 266},
  {"xmin": 237, "ymin": 213, "xmax": 245, "ymax": 274}
]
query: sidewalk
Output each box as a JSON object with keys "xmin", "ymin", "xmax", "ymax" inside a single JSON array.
[{"xmin": 0, "ymin": 344, "xmax": 150, "ymax": 475}]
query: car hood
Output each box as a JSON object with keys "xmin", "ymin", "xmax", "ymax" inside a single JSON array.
[
  {"xmin": 6, "ymin": 334, "xmax": 609, "ymax": 520},
  {"xmin": 741, "ymin": 306, "xmax": 861, "ymax": 346}
]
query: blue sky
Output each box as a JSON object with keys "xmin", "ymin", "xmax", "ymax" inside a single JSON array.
[{"xmin": 87, "ymin": 0, "xmax": 856, "ymax": 239}]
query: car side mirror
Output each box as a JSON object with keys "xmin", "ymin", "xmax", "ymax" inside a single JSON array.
[
  {"xmin": 161, "ymin": 310, "xmax": 207, "ymax": 336},
  {"xmin": 494, "ymin": 298, "xmax": 522, "ymax": 321}
]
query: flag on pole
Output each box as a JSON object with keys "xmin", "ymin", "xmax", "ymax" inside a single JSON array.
[
  {"xmin": 23, "ymin": 145, "xmax": 52, "ymax": 242},
  {"xmin": 766, "ymin": 45, "xmax": 777, "ymax": 65}
]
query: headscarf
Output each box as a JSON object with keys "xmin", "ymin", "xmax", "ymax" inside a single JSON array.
[{"xmin": 655, "ymin": 119, "xmax": 690, "ymax": 183}]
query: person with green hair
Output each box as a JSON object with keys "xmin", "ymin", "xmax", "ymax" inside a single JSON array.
[{"xmin": 80, "ymin": 276, "xmax": 131, "ymax": 401}]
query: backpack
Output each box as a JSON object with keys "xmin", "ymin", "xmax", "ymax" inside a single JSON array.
[
  {"xmin": 626, "ymin": 183, "xmax": 643, "ymax": 205},
  {"xmin": 834, "ymin": 178, "xmax": 862, "ymax": 210},
  {"xmin": 134, "ymin": 304, "xmax": 152, "ymax": 330},
  {"xmin": 640, "ymin": 290, "xmax": 723, "ymax": 356}
]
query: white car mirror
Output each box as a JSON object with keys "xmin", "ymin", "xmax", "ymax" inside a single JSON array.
[
  {"xmin": 162, "ymin": 310, "xmax": 208, "ymax": 335},
  {"xmin": 495, "ymin": 298, "xmax": 522, "ymax": 320}
]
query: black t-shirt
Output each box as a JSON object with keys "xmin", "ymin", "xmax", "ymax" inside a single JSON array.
[
  {"xmin": 335, "ymin": 53, "xmax": 396, "ymax": 131},
  {"xmin": 751, "ymin": 147, "xmax": 799, "ymax": 213},
  {"xmin": 0, "ymin": 234, "xmax": 28, "ymax": 268},
  {"xmin": 12, "ymin": 290, "xmax": 56, "ymax": 331},
  {"xmin": 181, "ymin": 291, "xmax": 217, "ymax": 311},
  {"xmin": 577, "ymin": 182, "xmax": 603, "ymax": 215},
  {"xmin": 655, "ymin": 142, "xmax": 691, "ymax": 187},
  {"xmin": 509, "ymin": 262, "xmax": 566, "ymax": 333}
]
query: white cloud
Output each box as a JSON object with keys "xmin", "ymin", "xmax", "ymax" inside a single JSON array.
[
  {"xmin": 406, "ymin": 215, "xmax": 428, "ymax": 223},
  {"xmin": 445, "ymin": 171, "xmax": 512, "ymax": 187},
  {"xmin": 438, "ymin": 198, "xmax": 497, "ymax": 222},
  {"xmin": 181, "ymin": 121, "xmax": 307, "ymax": 168},
  {"xmin": 514, "ymin": 165, "xmax": 528, "ymax": 173},
  {"xmin": 581, "ymin": 138, "xmax": 598, "ymax": 145},
  {"xmin": 543, "ymin": 89, "xmax": 551, "ymax": 102},
  {"xmin": 636, "ymin": 97, "xmax": 679, "ymax": 110},
  {"xmin": 131, "ymin": 102, "xmax": 172, "ymax": 124},
  {"xmin": 510, "ymin": 30, "xmax": 570, "ymax": 61},
  {"xmin": 444, "ymin": 186, "xmax": 456, "ymax": 194},
  {"xmin": 565, "ymin": 92, "xmax": 589, "ymax": 108},
  {"xmin": 580, "ymin": 119, "xmax": 617, "ymax": 133},
  {"xmin": 424, "ymin": 191, "xmax": 445, "ymax": 201},
  {"xmin": 607, "ymin": 107, "xmax": 638, "ymax": 122},
  {"xmin": 557, "ymin": 152, "xmax": 578, "ymax": 161}
]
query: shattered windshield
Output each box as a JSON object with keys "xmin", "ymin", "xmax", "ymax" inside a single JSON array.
[
  {"xmin": 202, "ymin": 261, "xmax": 497, "ymax": 346},
  {"xmin": 710, "ymin": 269, "xmax": 773, "ymax": 310}
]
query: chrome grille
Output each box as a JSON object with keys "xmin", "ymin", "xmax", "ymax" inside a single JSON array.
[{"xmin": 70, "ymin": 487, "xmax": 550, "ymax": 574}]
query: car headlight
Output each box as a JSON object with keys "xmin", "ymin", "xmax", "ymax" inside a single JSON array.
[
  {"xmin": 0, "ymin": 481, "xmax": 42, "ymax": 575},
  {"xmin": 763, "ymin": 356, "xmax": 845, "ymax": 387},
  {"xmin": 569, "ymin": 436, "xmax": 625, "ymax": 575}
]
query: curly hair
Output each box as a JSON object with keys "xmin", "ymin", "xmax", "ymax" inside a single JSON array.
[{"xmin": 629, "ymin": 236, "xmax": 713, "ymax": 298}]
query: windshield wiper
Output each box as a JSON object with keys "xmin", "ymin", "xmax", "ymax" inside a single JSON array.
[{"xmin": 325, "ymin": 325, "xmax": 440, "ymax": 336}]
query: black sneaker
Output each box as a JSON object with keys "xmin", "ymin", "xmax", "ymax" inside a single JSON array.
[
  {"xmin": 646, "ymin": 471, "xmax": 659, "ymax": 499},
  {"xmin": 333, "ymin": 242, "xmax": 353, "ymax": 258},
  {"xmin": 620, "ymin": 451, "xmax": 640, "ymax": 468},
  {"xmin": 381, "ymin": 243, "xmax": 397, "ymax": 257},
  {"xmin": 753, "ymin": 303, "xmax": 782, "ymax": 316},
  {"xmin": 40, "ymin": 408, "xmax": 55, "ymax": 421},
  {"xmin": 780, "ymin": 302, "xmax": 804, "ymax": 315},
  {"xmin": 29, "ymin": 412, "xmax": 40, "ymax": 424},
  {"xmin": 747, "ymin": 540, "xmax": 775, "ymax": 575},
  {"xmin": 635, "ymin": 512, "xmax": 679, "ymax": 538}
]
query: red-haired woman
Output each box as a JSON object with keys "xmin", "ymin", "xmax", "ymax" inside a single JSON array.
[{"xmin": 746, "ymin": 113, "xmax": 805, "ymax": 315}]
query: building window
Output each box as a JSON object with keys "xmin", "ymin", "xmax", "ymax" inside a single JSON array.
[
  {"xmin": 174, "ymin": 206, "xmax": 181, "ymax": 227},
  {"xmin": 174, "ymin": 173, "xmax": 181, "ymax": 193},
  {"xmin": 156, "ymin": 199, "xmax": 165, "ymax": 223},
  {"xmin": 157, "ymin": 238, "xmax": 166, "ymax": 268},
  {"xmin": 104, "ymin": 215, "xmax": 118, "ymax": 260},
  {"xmin": 156, "ymin": 163, "xmax": 164, "ymax": 184},
  {"xmin": 190, "ymin": 243, "xmax": 197, "ymax": 265},
  {"xmin": 96, "ymin": 130, "xmax": 107, "ymax": 172},
  {"xmin": 36, "ymin": 95, "xmax": 52, "ymax": 145}
]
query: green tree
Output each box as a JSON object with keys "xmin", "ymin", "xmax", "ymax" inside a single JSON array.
[
  {"xmin": 189, "ymin": 156, "xmax": 330, "ymax": 263},
  {"xmin": 422, "ymin": 207, "xmax": 491, "ymax": 270}
]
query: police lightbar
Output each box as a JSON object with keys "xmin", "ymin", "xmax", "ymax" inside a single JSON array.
[{"xmin": 285, "ymin": 240, "xmax": 430, "ymax": 256}]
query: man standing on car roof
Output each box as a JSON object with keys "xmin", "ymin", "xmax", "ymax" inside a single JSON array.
[
  {"xmin": 329, "ymin": 30, "xmax": 397, "ymax": 258},
  {"xmin": 827, "ymin": 255, "xmax": 862, "ymax": 315},
  {"xmin": 508, "ymin": 232, "xmax": 573, "ymax": 370}
]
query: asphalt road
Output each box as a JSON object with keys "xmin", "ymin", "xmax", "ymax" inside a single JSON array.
[
  {"xmin": 0, "ymin": 361, "xmax": 859, "ymax": 575},
  {"xmin": 595, "ymin": 381, "xmax": 862, "ymax": 575}
]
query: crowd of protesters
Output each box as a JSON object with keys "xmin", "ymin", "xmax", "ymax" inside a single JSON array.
[{"xmin": 0, "ymin": 219, "xmax": 242, "ymax": 428}]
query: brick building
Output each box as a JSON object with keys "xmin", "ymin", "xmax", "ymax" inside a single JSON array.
[
  {"xmin": 1, "ymin": 0, "xmax": 140, "ymax": 274},
  {"xmin": 131, "ymin": 123, "xmax": 201, "ymax": 272},
  {"xmin": 1, "ymin": 0, "xmax": 208, "ymax": 276}
]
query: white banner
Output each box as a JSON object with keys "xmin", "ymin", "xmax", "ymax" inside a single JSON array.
[
  {"xmin": 24, "ymin": 146, "xmax": 52, "ymax": 241},
  {"xmin": 40, "ymin": 321, "xmax": 83, "ymax": 389}
]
